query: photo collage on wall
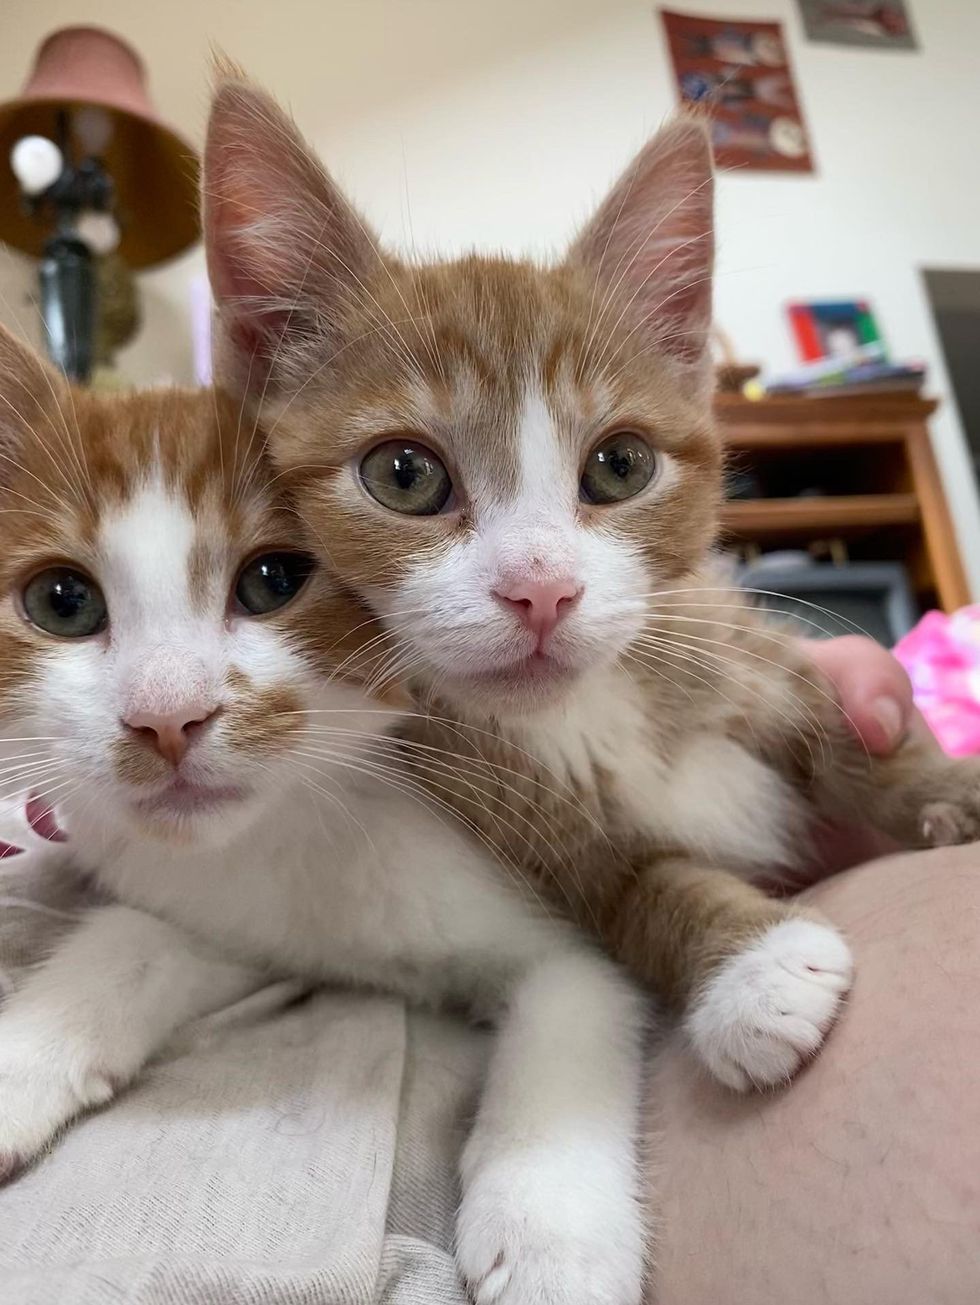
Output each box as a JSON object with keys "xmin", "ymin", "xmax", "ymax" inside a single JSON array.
[
  {"xmin": 659, "ymin": 10, "xmax": 813, "ymax": 172},
  {"xmin": 658, "ymin": 5, "xmax": 919, "ymax": 172}
]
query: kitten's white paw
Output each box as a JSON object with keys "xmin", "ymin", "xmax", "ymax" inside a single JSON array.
[
  {"xmin": 686, "ymin": 918, "xmax": 853, "ymax": 1091},
  {"xmin": 0, "ymin": 1034, "xmax": 117, "ymax": 1178},
  {"xmin": 457, "ymin": 1155, "xmax": 643, "ymax": 1305}
]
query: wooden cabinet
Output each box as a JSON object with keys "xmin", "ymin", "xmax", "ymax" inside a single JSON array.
[{"xmin": 714, "ymin": 392, "xmax": 970, "ymax": 612}]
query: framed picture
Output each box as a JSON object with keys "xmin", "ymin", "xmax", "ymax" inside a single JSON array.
[
  {"xmin": 659, "ymin": 10, "xmax": 814, "ymax": 173},
  {"xmin": 788, "ymin": 300, "xmax": 885, "ymax": 362},
  {"xmin": 796, "ymin": 2, "xmax": 918, "ymax": 51}
]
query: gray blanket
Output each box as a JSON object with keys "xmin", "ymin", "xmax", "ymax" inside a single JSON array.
[{"xmin": 0, "ymin": 835, "xmax": 487, "ymax": 1304}]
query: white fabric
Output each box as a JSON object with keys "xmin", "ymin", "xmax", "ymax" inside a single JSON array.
[{"xmin": 0, "ymin": 854, "xmax": 485, "ymax": 1304}]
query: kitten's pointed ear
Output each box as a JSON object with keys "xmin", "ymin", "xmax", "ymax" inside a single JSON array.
[
  {"xmin": 204, "ymin": 70, "xmax": 382, "ymax": 396},
  {"xmin": 568, "ymin": 115, "xmax": 714, "ymax": 385},
  {"xmin": 0, "ymin": 324, "xmax": 68, "ymax": 460}
]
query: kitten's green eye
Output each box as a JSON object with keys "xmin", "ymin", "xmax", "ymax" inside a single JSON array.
[
  {"xmin": 580, "ymin": 431, "xmax": 657, "ymax": 505},
  {"xmin": 235, "ymin": 552, "xmax": 316, "ymax": 616},
  {"xmin": 360, "ymin": 440, "xmax": 452, "ymax": 516},
  {"xmin": 22, "ymin": 567, "xmax": 108, "ymax": 638}
]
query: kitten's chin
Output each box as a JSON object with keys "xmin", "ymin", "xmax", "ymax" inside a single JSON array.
[
  {"xmin": 125, "ymin": 781, "xmax": 259, "ymax": 846},
  {"xmin": 435, "ymin": 654, "xmax": 586, "ymax": 718}
]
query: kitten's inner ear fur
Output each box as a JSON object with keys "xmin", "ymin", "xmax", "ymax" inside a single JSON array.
[
  {"xmin": 567, "ymin": 116, "xmax": 715, "ymax": 387},
  {"xmin": 204, "ymin": 73, "xmax": 384, "ymax": 396},
  {"xmin": 0, "ymin": 324, "xmax": 68, "ymax": 469}
]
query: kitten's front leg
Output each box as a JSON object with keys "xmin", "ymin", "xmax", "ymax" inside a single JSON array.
[
  {"xmin": 814, "ymin": 730, "xmax": 980, "ymax": 850},
  {"xmin": 456, "ymin": 946, "xmax": 647, "ymax": 1305},
  {"xmin": 0, "ymin": 904, "xmax": 263, "ymax": 1176},
  {"xmin": 606, "ymin": 857, "xmax": 853, "ymax": 1091},
  {"xmin": 737, "ymin": 631, "xmax": 980, "ymax": 851}
]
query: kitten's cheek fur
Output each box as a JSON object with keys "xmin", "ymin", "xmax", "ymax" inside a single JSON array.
[{"xmin": 685, "ymin": 918, "xmax": 855, "ymax": 1091}]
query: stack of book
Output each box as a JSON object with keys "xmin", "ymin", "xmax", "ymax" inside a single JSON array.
[{"xmin": 765, "ymin": 353, "xmax": 926, "ymax": 398}]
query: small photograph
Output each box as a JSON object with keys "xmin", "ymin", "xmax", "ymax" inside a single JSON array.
[
  {"xmin": 659, "ymin": 10, "xmax": 814, "ymax": 172},
  {"xmin": 787, "ymin": 299, "xmax": 885, "ymax": 362},
  {"xmin": 796, "ymin": 1, "xmax": 919, "ymax": 51}
]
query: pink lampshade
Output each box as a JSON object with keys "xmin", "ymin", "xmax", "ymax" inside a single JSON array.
[{"xmin": 0, "ymin": 26, "xmax": 199, "ymax": 268}]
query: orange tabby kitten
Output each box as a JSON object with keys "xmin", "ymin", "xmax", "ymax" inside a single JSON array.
[
  {"xmin": 0, "ymin": 327, "xmax": 649, "ymax": 1305},
  {"xmin": 203, "ymin": 73, "xmax": 980, "ymax": 1094}
]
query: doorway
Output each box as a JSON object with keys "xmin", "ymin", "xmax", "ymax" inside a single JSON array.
[{"xmin": 922, "ymin": 268, "xmax": 980, "ymax": 479}]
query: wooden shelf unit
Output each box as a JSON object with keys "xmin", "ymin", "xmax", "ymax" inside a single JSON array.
[
  {"xmin": 720, "ymin": 493, "xmax": 920, "ymax": 537},
  {"xmin": 713, "ymin": 392, "xmax": 970, "ymax": 612}
]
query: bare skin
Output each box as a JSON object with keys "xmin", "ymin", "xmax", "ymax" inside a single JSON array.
[
  {"xmin": 652, "ymin": 846, "xmax": 980, "ymax": 1304},
  {"xmin": 808, "ymin": 635, "xmax": 916, "ymax": 760},
  {"xmin": 651, "ymin": 639, "xmax": 980, "ymax": 1304}
]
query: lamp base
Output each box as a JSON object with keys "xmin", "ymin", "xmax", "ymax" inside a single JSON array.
[{"xmin": 39, "ymin": 234, "xmax": 95, "ymax": 382}]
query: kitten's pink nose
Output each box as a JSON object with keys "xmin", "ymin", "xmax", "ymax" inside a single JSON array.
[
  {"xmin": 493, "ymin": 576, "xmax": 583, "ymax": 645},
  {"xmin": 122, "ymin": 704, "xmax": 219, "ymax": 768}
]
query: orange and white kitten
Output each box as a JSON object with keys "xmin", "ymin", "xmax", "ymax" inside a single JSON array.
[
  {"xmin": 203, "ymin": 76, "xmax": 980, "ymax": 1091},
  {"xmin": 0, "ymin": 327, "xmax": 647, "ymax": 1305}
]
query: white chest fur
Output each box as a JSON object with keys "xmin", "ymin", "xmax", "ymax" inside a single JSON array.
[
  {"xmin": 505, "ymin": 668, "xmax": 805, "ymax": 872},
  {"xmin": 71, "ymin": 768, "xmax": 567, "ymax": 1012}
]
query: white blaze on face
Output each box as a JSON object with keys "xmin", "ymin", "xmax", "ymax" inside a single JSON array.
[
  {"xmin": 479, "ymin": 385, "xmax": 580, "ymax": 591},
  {"xmin": 97, "ymin": 475, "xmax": 223, "ymax": 722},
  {"xmin": 98, "ymin": 474, "xmax": 198, "ymax": 629}
]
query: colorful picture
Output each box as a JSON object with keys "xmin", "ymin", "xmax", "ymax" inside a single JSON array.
[
  {"xmin": 796, "ymin": 2, "xmax": 918, "ymax": 51},
  {"xmin": 788, "ymin": 300, "xmax": 885, "ymax": 363},
  {"xmin": 659, "ymin": 11, "xmax": 814, "ymax": 173}
]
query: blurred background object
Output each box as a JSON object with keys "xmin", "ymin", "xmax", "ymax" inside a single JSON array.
[
  {"xmin": 712, "ymin": 325, "xmax": 762, "ymax": 395},
  {"xmin": 93, "ymin": 251, "xmax": 140, "ymax": 384},
  {"xmin": 0, "ymin": 25, "xmax": 198, "ymax": 382}
]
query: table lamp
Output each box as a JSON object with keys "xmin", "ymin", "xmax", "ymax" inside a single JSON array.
[{"xmin": 0, "ymin": 26, "xmax": 200, "ymax": 382}]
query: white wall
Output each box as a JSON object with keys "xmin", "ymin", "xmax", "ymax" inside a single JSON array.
[{"xmin": 2, "ymin": 0, "xmax": 979, "ymax": 591}]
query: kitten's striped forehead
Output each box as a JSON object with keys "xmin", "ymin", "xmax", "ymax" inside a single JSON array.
[
  {"xmin": 0, "ymin": 388, "xmax": 261, "ymax": 578},
  {"xmin": 283, "ymin": 255, "xmax": 709, "ymax": 504},
  {"xmin": 417, "ymin": 259, "xmax": 594, "ymax": 505},
  {"xmin": 310, "ymin": 259, "xmax": 609, "ymax": 506}
]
